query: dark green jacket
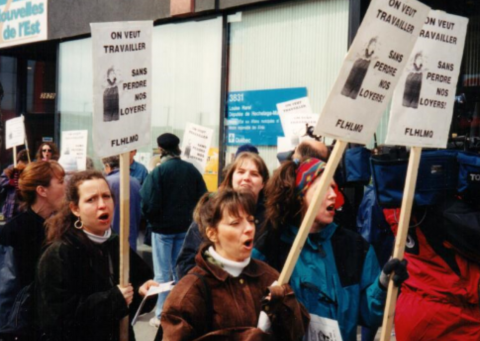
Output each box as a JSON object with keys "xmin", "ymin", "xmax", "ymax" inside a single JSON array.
[
  {"xmin": 140, "ymin": 157, "xmax": 207, "ymax": 234},
  {"xmin": 36, "ymin": 229, "xmax": 154, "ymax": 341}
]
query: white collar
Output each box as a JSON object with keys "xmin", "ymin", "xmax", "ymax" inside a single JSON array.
[
  {"xmin": 83, "ymin": 228, "xmax": 112, "ymax": 244},
  {"xmin": 208, "ymin": 246, "xmax": 250, "ymax": 277}
]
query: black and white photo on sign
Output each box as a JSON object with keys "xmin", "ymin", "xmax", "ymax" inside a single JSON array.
[
  {"xmin": 341, "ymin": 37, "xmax": 379, "ymax": 100},
  {"xmin": 402, "ymin": 51, "xmax": 425, "ymax": 109},
  {"xmin": 103, "ymin": 66, "xmax": 123, "ymax": 122}
]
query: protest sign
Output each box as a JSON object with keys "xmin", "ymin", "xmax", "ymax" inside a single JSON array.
[
  {"xmin": 276, "ymin": 97, "xmax": 312, "ymax": 116},
  {"xmin": 91, "ymin": 21, "xmax": 153, "ymax": 158},
  {"xmin": 386, "ymin": 12, "xmax": 468, "ymax": 147},
  {"xmin": 181, "ymin": 123, "xmax": 214, "ymax": 174},
  {"xmin": 61, "ymin": 130, "xmax": 88, "ymax": 171},
  {"xmin": 305, "ymin": 315, "xmax": 343, "ymax": 341},
  {"xmin": 0, "ymin": 0, "xmax": 48, "ymax": 49},
  {"xmin": 5, "ymin": 116, "xmax": 25, "ymax": 150},
  {"xmin": 315, "ymin": 0, "xmax": 430, "ymax": 144},
  {"xmin": 279, "ymin": 112, "xmax": 319, "ymax": 142},
  {"xmin": 380, "ymin": 12, "xmax": 468, "ymax": 341}
]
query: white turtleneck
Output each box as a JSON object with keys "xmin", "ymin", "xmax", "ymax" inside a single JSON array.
[
  {"xmin": 83, "ymin": 228, "xmax": 112, "ymax": 244},
  {"xmin": 208, "ymin": 246, "xmax": 250, "ymax": 277}
]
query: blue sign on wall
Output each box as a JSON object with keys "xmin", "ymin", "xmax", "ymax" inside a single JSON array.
[{"xmin": 226, "ymin": 87, "xmax": 307, "ymax": 146}]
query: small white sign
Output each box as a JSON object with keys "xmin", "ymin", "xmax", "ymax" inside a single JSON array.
[
  {"xmin": 61, "ymin": 130, "xmax": 88, "ymax": 171},
  {"xmin": 277, "ymin": 97, "xmax": 312, "ymax": 116},
  {"xmin": 131, "ymin": 281, "xmax": 175, "ymax": 326},
  {"xmin": 0, "ymin": 0, "xmax": 48, "ymax": 49},
  {"xmin": 305, "ymin": 314, "xmax": 343, "ymax": 341},
  {"xmin": 280, "ymin": 112, "xmax": 319, "ymax": 141},
  {"xmin": 385, "ymin": 11, "xmax": 468, "ymax": 148},
  {"xmin": 315, "ymin": 0, "xmax": 430, "ymax": 144},
  {"xmin": 182, "ymin": 123, "xmax": 214, "ymax": 173},
  {"xmin": 91, "ymin": 21, "xmax": 153, "ymax": 158},
  {"xmin": 5, "ymin": 116, "xmax": 26, "ymax": 150}
]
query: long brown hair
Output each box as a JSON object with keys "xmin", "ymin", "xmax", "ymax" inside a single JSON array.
[
  {"xmin": 262, "ymin": 160, "xmax": 302, "ymax": 231},
  {"xmin": 220, "ymin": 152, "xmax": 269, "ymax": 192},
  {"xmin": 35, "ymin": 142, "xmax": 60, "ymax": 161},
  {"xmin": 18, "ymin": 161, "xmax": 65, "ymax": 208},
  {"xmin": 194, "ymin": 189, "xmax": 256, "ymax": 246},
  {"xmin": 45, "ymin": 170, "xmax": 107, "ymax": 243}
]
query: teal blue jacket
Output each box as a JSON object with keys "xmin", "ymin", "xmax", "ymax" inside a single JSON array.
[{"xmin": 253, "ymin": 223, "xmax": 386, "ymax": 341}]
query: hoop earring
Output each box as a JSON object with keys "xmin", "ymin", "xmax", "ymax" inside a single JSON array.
[{"xmin": 74, "ymin": 218, "xmax": 83, "ymax": 230}]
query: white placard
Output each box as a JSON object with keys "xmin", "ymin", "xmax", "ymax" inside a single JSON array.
[
  {"xmin": 181, "ymin": 123, "xmax": 214, "ymax": 173},
  {"xmin": 277, "ymin": 97, "xmax": 312, "ymax": 116},
  {"xmin": 280, "ymin": 112, "xmax": 319, "ymax": 141},
  {"xmin": 131, "ymin": 281, "xmax": 175, "ymax": 326},
  {"xmin": 315, "ymin": 0, "xmax": 430, "ymax": 144},
  {"xmin": 91, "ymin": 21, "xmax": 153, "ymax": 158},
  {"xmin": 61, "ymin": 130, "xmax": 88, "ymax": 171},
  {"xmin": 5, "ymin": 116, "xmax": 25, "ymax": 150},
  {"xmin": 0, "ymin": 0, "xmax": 48, "ymax": 49},
  {"xmin": 305, "ymin": 314, "xmax": 343, "ymax": 341},
  {"xmin": 385, "ymin": 12, "xmax": 468, "ymax": 148}
]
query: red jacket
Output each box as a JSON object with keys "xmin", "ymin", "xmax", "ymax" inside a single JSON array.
[{"xmin": 384, "ymin": 208, "xmax": 480, "ymax": 341}]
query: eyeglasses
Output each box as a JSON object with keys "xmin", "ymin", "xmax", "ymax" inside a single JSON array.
[{"xmin": 42, "ymin": 149, "xmax": 52, "ymax": 153}]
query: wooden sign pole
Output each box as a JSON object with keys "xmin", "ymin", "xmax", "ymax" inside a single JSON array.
[
  {"xmin": 278, "ymin": 140, "xmax": 347, "ymax": 285},
  {"xmin": 13, "ymin": 146, "xmax": 17, "ymax": 167},
  {"xmin": 119, "ymin": 152, "xmax": 131, "ymax": 341},
  {"xmin": 380, "ymin": 146, "xmax": 422, "ymax": 341}
]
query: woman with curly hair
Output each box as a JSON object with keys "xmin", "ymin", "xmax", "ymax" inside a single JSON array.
[{"xmin": 35, "ymin": 142, "xmax": 59, "ymax": 161}]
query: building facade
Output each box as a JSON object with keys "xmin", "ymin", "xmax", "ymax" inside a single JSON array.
[{"xmin": 0, "ymin": 0, "xmax": 479, "ymax": 184}]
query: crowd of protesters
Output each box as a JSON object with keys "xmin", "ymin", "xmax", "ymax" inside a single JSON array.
[{"xmin": 0, "ymin": 134, "xmax": 479, "ymax": 341}]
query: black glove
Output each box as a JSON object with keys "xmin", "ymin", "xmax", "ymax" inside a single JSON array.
[{"xmin": 379, "ymin": 258, "xmax": 409, "ymax": 289}]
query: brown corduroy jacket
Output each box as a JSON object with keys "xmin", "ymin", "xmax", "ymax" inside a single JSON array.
[{"xmin": 161, "ymin": 247, "xmax": 309, "ymax": 341}]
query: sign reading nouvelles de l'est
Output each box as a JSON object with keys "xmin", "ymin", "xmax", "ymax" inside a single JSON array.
[{"xmin": 0, "ymin": 0, "xmax": 47, "ymax": 49}]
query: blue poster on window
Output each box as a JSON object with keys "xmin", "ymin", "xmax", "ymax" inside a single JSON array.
[{"xmin": 226, "ymin": 87, "xmax": 307, "ymax": 146}]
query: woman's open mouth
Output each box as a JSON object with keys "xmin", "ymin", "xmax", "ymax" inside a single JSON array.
[
  {"xmin": 243, "ymin": 239, "xmax": 253, "ymax": 249},
  {"xmin": 326, "ymin": 204, "xmax": 335, "ymax": 212},
  {"xmin": 98, "ymin": 213, "xmax": 110, "ymax": 223}
]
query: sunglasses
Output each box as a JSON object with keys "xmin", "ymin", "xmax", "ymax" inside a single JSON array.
[{"xmin": 42, "ymin": 149, "xmax": 52, "ymax": 153}]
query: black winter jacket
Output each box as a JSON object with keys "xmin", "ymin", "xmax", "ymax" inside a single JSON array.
[
  {"xmin": 36, "ymin": 229, "xmax": 155, "ymax": 341},
  {"xmin": 0, "ymin": 208, "xmax": 45, "ymax": 288},
  {"xmin": 140, "ymin": 157, "xmax": 207, "ymax": 235}
]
